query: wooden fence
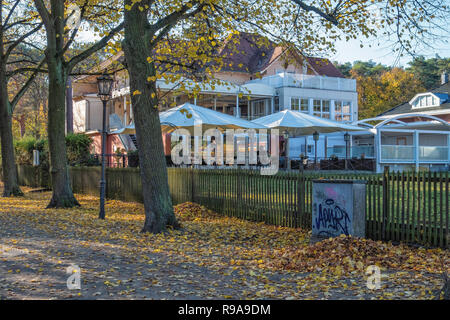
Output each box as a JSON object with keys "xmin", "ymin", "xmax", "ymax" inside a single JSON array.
[{"xmin": 13, "ymin": 165, "xmax": 449, "ymax": 248}]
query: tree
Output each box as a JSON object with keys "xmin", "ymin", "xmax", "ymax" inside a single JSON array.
[
  {"xmin": 121, "ymin": 0, "xmax": 448, "ymax": 233},
  {"xmin": 0, "ymin": 1, "xmax": 43, "ymax": 197},
  {"xmin": 353, "ymin": 67, "xmax": 425, "ymax": 118},
  {"xmin": 289, "ymin": 0, "xmax": 449, "ymax": 59},
  {"xmin": 407, "ymin": 56, "xmax": 450, "ymax": 89},
  {"xmin": 122, "ymin": 0, "xmax": 292, "ymax": 233},
  {"xmin": 32, "ymin": 0, "xmax": 123, "ymax": 208},
  {"xmin": 12, "ymin": 71, "xmax": 48, "ymax": 140}
]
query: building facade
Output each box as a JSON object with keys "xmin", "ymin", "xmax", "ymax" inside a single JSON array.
[
  {"xmin": 71, "ymin": 33, "xmax": 358, "ymax": 158},
  {"xmin": 348, "ymin": 78, "xmax": 450, "ymax": 172}
]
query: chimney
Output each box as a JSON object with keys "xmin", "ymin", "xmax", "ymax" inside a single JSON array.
[{"xmin": 442, "ymin": 71, "xmax": 449, "ymax": 85}]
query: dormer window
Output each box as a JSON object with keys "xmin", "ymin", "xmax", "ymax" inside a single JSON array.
[{"xmin": 410, "ymin": 92, "xmax": 447, "ymax": 109}]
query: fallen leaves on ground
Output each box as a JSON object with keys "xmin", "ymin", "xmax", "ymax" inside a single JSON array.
[
  {"xmin": 0, "ymin": 187, "xmax": 448, "ymax": 300},
  {"xmin": 267, "ymin": 235, "xmax": 448, "ymax": 275}
]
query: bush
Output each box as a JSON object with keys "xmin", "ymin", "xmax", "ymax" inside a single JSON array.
[
  {"xmin": 65, "ymin": 133, "xmax": 93, "ymax": 166},
  {"xmin": 128, "ymin": 150, "xmax": 139, "ymax": 167},
  {"xmin": 14, "ymin": 133, "xmax": 94, "ymax": 168},
  {"xmin": 14, "ymin": 136, "xmax": 48, "ymax": 168}
]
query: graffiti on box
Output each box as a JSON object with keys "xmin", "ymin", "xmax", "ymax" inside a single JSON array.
[{"xmin": 313, "ymin": 184, "xmax": 352, "ymax": 237}]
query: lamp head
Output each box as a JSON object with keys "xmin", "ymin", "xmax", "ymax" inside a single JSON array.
[
  {"xmin": 344, "ymin": 132, "xmax": 350, "ymax": 142},
  {"xmin": 97, "ymin": 70, "xmax": 114, "ymax": 101},
  {"xmin": 313, "ymin": 131, "xmax": 319, "ymax": 141}
]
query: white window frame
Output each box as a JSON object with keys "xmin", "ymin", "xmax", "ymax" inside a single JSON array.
[
  {"xmin": 313, "ymin": 99, "xmax": 331, "ymax": 119},
  {"xmin": 410, "ymin": 93, "xmax": 442, "ymax": 109},
  {"xmin": 335, "ymin": 100, "xmax": 352, "ymax": 122},
  {"xmin": 291, "ymin": 97, "xmax": 309, "ymax": 112}
]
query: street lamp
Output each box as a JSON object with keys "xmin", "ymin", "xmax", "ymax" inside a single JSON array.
[
  {"xmin": 313, "ymin": 131, "xmax": 319, "ymax": 169},
  {"xmin": 283, "ymin": 130, "xmax": 290, "ymax": 169},
  {"xmin": 97, "ymin": 71, "xmax": 114, "ymax": 220},
  {"xmin": 344, "ymin": 132, "xmax": 350, "ymax": 170}
]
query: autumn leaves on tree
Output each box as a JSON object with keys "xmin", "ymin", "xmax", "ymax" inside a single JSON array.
[{"xmin": 1, "ymin": 0, "xmax": 449, "ymax": 233}]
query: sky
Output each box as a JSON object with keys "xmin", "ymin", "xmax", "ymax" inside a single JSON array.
[{"xmin": 76, "ymin": 10, "xmax": 450, "ymax": 69}]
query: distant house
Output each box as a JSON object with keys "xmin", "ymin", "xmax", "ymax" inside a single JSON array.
[
  {"xmin": 346, "ymin": 74, "xmax": 450, "ymax": 172},
  {"xmin": 378, "ymin": 75, "xmax": 450, "ymax": 123},
  {"xmin": 70, "ymin": 32, "xmax": 358, "ymax": 161}
]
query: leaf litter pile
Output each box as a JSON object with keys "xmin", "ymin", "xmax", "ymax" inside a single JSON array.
[{"xmin": 0, "ymin": 187, "xmax": 448, "ymax": 300}]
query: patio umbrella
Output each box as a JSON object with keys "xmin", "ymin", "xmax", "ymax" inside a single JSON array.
[
  {"xmin": 109, "ymin": 121, "xmax": 177, "ymax": 135},
  {"xmin": 251, "ymin": 109, "xmax": 365, "ymax": 135},
  {"xmin": 252, "ymin": 109, "xmax": 366, "ymax": 168},
  {"xmin": 159, "ymin": 103, "xmax": 267, "ymax": 134},
  {"xmin": 110, "ymin": 124, "xmax": 135, "ymax": 135}
]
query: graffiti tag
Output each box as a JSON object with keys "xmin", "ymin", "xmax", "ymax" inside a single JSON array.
[{"xmin": 314, "ymin": 198, "xmax": 351, "ymax": 236}]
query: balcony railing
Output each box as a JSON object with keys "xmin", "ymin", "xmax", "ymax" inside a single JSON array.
[
  {"xmin": 380, "ymin": 145, "xmax": 449, "ymax": 162},
  {"xmin": 248, "ymin": 73, "xmax": 357, "ymax": 92},
  {"xmin": 381, "ymin": 145, "xmax": 415, "ymax": 161},
  {"xmin": 419, "ymin": 146, "xmax": 449, "ymax": 161},
  {"xmin": 326, "ymin": 145, "xmax": 375, "ymax": 159}
]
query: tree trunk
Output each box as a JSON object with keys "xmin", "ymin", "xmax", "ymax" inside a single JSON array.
[
  {"xmin": 0, "ymin": 3, "xmax": 22, "ymax": 197},
  {"xmin": 0, "ymin": 67, "xmax": 23, "ymax": 197},
  {"xmin": 0, "ymin": 53, "xmax": 23, "ymax": 196},
  {"xmin": 123, "ymin": 2, "xmax": 179, "ymax": 233},
  {"xmin": 45, "ymin": 57, "xmax": 79, "ymax": 208},
  {"xmin": 66, "ymin": 76, "xmax": 73, "ymax": 134},
  {"xmin": 18, "ymin": 114, "xmax": 26, "ymax": 137}
]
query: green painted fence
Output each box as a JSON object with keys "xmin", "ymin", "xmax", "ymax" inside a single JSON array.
[{"xmin": 14, "ymin": 165, "xmax": 449, "ymax": 248}]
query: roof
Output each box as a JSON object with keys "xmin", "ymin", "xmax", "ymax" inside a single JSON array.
[
  {"xmin": 305, "ymin": 57, "xmax": 345, "ymax": 78},
  {"xmin": 74, "ymin": 33, "xmax": 344, "ymax": 83},
  {"xmin": 218, "ymin": 32, "xmax": 345, "ymax": 77},
  {"xmin": 378, "ymin": 81, "xmax": 450, "ymax": 116}
]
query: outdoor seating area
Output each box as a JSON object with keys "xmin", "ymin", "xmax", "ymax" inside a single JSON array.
[{"xmin": 107, "ymin": 106, "xmax": 372, "ymax": 171}]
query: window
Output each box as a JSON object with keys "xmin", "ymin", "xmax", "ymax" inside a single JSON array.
[
  {"xmin": 291, "ymin": 97, "xmax": 299, "ymax": 111},
  {"xmin": 411, "ymin": 93, "xmax": 442, "ymax": 109},
  {"xmin": 300, "ymin": 99, "xmax": 309, "ymax": 112},
  {"xmin": 313, "ymin": 99, "xmax": 321, "ymax": 113},
  {"xmin": 291, "ymin": 97, "xmax": 309, "ymax": 112},
  {"xmin": 322, "ymin": 100, "xmax": 330, "ymax": 112},
  {"xmin": 274, "ymin": 96, "xmax": 280, "ymax": 112},
  {"xmin": 313, "ymin": 99, "xmax": 331, "ymax": 118},
  {"xmin": 335, "ymin": 101, "xmax": 352, "ymax": 122},
  {"xmin": 253, "ymin": 100, "xmax": 265, "ymax": 117}
]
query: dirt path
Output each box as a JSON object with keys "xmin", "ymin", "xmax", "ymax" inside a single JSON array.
[{"xmin": 0, "ymin": 187, "xmax": 447, "ymax": 300}]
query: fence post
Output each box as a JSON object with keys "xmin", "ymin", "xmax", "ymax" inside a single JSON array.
[
  {"xmin": 297, "ymin": 168, "xmax": 304, "ymax": 228},
  {"xmin": 190, "ymin": 168, "xmax": 195, "ymax": 203},
  {"xmin": 382, "ymin": 166, "xmax": 389, "ymax": 240}
]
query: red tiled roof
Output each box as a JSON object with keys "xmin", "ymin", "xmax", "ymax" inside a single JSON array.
[
  {"xmin": 217, "ymin": 32, "xmax": 345, "ymax": 78},
  {"xmin": 78, "ymin": 33, "xmax": 344, "ymax": 80},
  {"xmin": 306, "ymin": 57, "xmax": 345, "ymax": 78}
]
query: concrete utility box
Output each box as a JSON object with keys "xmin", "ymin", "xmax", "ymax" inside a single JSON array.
[{"xmin": 312, "ymin": 179, "xmax": 367, "ymax": 239}]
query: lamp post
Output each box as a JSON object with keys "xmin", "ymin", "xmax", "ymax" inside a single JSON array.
[
  {"xmin": 283, "ymin": 130, "xmax": 290, "ymax": 169},
  {"xmin": 344, "ymin": 132, "xmax": 350, "ymax": 170},
  {"xmin": 97, "ymin": 71, "xmax": 114, "ymax": 219},
  {"xmin": 313, "ymin": 131, "xmax": 319, "ymax": 169}
]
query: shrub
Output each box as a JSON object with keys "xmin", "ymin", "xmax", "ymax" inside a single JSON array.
[
  {"xmin": 14, "ymin": 133, "xmax": 93, "ymax": 168},
  {"xmin": 127, "ymin": 150, "xmax": 139, "ymax": 167},
  {"xmin": 65, "ymin": 133, "xmax": 92, "ymax": 166},
  {"xmin": 14, "ymin": 136, "xmax": 48, "ymax": 167}
]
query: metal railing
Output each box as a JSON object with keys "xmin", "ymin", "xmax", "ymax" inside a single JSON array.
[
  {"xmin": 419, "ymin": 146, "xmax": 449, "ymax": 161},
  {"xmin": 248, "ymin": 73, "xmax": 357, "ymax": 92},
  {"xmin": 381, "ymin": 145, "xmax": 415, "ymax": 161},
  {"xmin": 380, "ymin": 145, "xmax": 449, "ymax": 162},
  {"xmin": 327, "ymin": 145, "xmax": 375, "ymax": 159}
]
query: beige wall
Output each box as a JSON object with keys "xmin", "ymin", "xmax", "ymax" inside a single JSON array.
[
  {"xmin": 73, "ymin": 81, "xmax": 97, "ymax": 97},
  {"xmin": 213, "ymin": 71, "xmax": 251, "ymax": 85},
  {"xmin": 263, "ymin": 59, "xmax": 303, "ymax": 76}
]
